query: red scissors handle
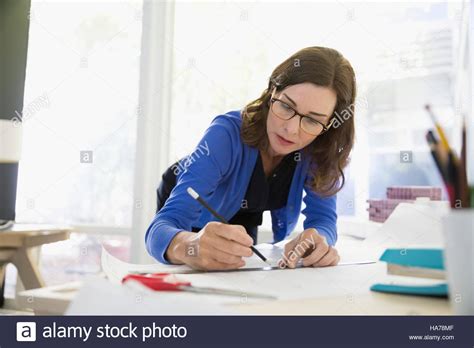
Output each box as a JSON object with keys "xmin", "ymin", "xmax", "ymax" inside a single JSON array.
[
  {"xmin": 122, "ymin": 272, "xmax": 276, "ymax": 299},
  {"xmin": 122, "ymin": 273, "xmax": 191, "ymax": 291}
]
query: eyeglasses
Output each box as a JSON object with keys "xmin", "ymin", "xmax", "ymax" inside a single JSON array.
[{"xmin": 269, "ymin": 97, "xmax": 333, "ymax": 136}]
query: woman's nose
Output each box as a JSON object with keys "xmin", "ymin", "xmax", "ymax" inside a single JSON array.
[{"xmin": 284, "ymin": 115, "xmax": 300, "ymax": 135}]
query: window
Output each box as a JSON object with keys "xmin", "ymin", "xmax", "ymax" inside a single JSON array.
[
  {"xmin": 8, "ymin": 1, "xmax": 144, "ymax": 293},
  {"xmin": 168, "ymin": 1, "xmax": 464, "ymax": 225},
  {"xmin": 16, "ymin": 0, "xmax": 143, "ymax": 229}
]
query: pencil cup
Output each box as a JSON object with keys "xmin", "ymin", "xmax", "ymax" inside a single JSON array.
[{"xmin": 442, "ymin": 210, "xmax": 474, "ymax": 315}]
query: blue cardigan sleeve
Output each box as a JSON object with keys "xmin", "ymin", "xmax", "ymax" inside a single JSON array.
[
  {"xmin": 301, "ymin": 181, "xmax": 338, "ymax": 246},
  {"xmin": 145, "ymin": 117, "xmax": 233, "ymax": 264}
]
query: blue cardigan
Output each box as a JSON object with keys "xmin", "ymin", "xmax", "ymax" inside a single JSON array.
[{"xmin": 145, "ymin": 110, "xmax": 338, "ymax": 264}]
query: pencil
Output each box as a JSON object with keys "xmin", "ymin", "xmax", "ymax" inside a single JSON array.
[
  {"xmin": 447, "ymin": 151, "xmax": 459, "ymax": 208},
  {"xmin": 186, "ymin": 187, "xmax": 271, "ymax": 266},
  {"xmin": 424, "ymin": 106, "xmax": 469, "ymax": 208},
  {"xmin": 426, "ymin": 131, "xmax": 453, "ymax": 204},
  {"xmin": 459, "ymin": 119, "xmax": 470, "ymax": 207},
  {"xmin": 426, "ymin": 132, "xmax": 448, "ymax": 183},
  {"xmin": 425, "ymin": 104, "xmax": 451, "ymax": 152}
]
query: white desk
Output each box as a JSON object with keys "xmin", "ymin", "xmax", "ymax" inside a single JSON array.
[
  {"xmin": 234, "ymin": 292, "xmax": 451, "ymax": 315},
  {"xmin": 16, "ymin": 235, "xmax": 451, "ymax": 315}
]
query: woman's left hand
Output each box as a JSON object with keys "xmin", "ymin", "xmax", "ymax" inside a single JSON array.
[{"xmin": 279, "ymin": 228, "xmax": 340, "ymax": 268}]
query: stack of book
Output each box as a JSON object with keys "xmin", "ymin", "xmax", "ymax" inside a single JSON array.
[
  {"xmin": 367, "ymin": 186, "xmax": 442, "ymax": 223},
  {"xmin": 371, "ymin": 248, "xmax": 447, "ymax": 297}
]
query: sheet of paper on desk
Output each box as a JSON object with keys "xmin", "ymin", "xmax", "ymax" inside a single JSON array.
[
  {"xmin": 100, "ymin": 245, "xmax": 285, "ymax": 283},
  {"xmin": 363, "ymin": 202, "xmax": 449, "ymax": 258},
  {"xmin": 101, "ymin": 242, "xmax": 376, "ymax": 283},
  {"xmin": 66, "ymin": 276, "xmax": 233, "ymax": 315},
  {"xmin": 242, "ymin": 241, "xmax": 376, "ymax": 269},
  {"xmin": 100, "ymin": 244, "xmax": 280, "ymax": 283},
  {"xmin": 101, "ymin": 243, "xmax": 379, "ymax": 302},
  {"xmin": 179, "ymin": 261, "xmax": 383, "ymax": 301},
  {"xmin": 101, "ymin": 246, "xmax": 190, "ymax": 284}
]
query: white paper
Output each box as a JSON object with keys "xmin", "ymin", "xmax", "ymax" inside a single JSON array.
[
  {"xmin": 102, "ymin": 241, "xmax": 376, "ymax": 282},
  {"xmin": 243, "ymin": 242, "xmax": 376, "ymax": 269},
  {"xmin": 66, "ymin": 276, "xmax": 234, "ymax": 315},
  {"xmin": 101, "ymin": 240, "xmax": 379, "ymax": 303},
  {"xmin": 363, "ymin": 202, "xmax": 450, "ymax": 259},
  {"xmin": 100, "ymin": 244, "xmax": 282, "ymax": 283},
  {"xmin": 101, "ymin": 246, "xmax": 189, "ymax": 284},
  {"xmin": 176, "ymin": 262, "xmax": 384, "ymax": 301}
]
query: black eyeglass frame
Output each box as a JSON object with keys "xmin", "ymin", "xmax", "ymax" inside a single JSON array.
[{"xmin": 269, "ymin": 97, "xmax": 334, "ymax": 136}]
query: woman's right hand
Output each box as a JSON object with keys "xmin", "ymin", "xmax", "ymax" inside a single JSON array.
[{"xmin": 165, "ymin": 221, "xmax": 254, "ymax": 270}]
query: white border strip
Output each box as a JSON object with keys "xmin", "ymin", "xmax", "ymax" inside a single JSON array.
[{"xmin": 0, "ymin": 119, "xmax": 22, "ymax": 162}]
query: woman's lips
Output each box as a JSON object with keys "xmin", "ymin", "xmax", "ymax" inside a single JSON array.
[{"xmin": 276, "ymin": 134, "xmax": 295, "ymax": 146}]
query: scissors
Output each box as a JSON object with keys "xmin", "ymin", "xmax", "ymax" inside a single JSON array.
[{"xmin": 122, "ymin": 272, "xmax": 276, "ymax": 300}]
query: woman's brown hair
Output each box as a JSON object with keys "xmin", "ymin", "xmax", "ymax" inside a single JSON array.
[{"xmin": 241, "ymin": 46, "xmax": 356, "ymax": 197}]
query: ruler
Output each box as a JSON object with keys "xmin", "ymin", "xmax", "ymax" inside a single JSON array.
[{"xmin": 143, "ymin": 260, "xmax": 377, "ymax": 275}]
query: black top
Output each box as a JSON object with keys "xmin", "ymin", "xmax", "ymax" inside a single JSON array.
[
  {"xmin": 156, "ymin": 150, "xmax": 298, "ymax": 243},
  {"xmin": 227, "ymin": 151, "xmax": 298, "ymax": 241}
]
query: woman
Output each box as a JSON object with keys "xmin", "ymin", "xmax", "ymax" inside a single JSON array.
[{"xmin": 146, "ymin": 46, "xmax": 356, "ymax": 271}]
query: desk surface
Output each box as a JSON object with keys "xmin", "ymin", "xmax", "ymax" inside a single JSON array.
[
  {"xmin": 17, "ymin": 276, "xmax": 452, "ymax": 316},
  {"xmin": 15, "ymin": 230, "xmax": 453, "ymax": 316},
  {"xmin": 233, "ymin": 292, "xmax": 451, "ymax": 315},
  {"xmin": 17, "ymin": 264, "xmax": 452, "ymax": 316}
]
